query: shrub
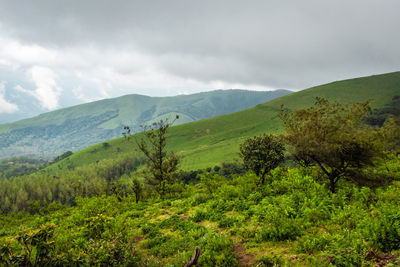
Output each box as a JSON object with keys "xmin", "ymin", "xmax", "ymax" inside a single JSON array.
[
  {"xmin": 217, "ymin": 216, "xmax": 238, "ymax": 228},
  {"xmin": 256, "ymin": 218, "xmax": 302, "ymax": 241},
  {"xmin": 198, "ymin": 232, "xmax": 239, "ymax": 266},
  {"xmin": 191, "ymin": 208, "xmax": 209, "ymax": 222},
  {"xmin": 362, "ymin": 203, "xmax": 400, "ymax": 252},
  {"xmin": 257, "ymin": 253, "xmax": 282, "ymax": 267}
]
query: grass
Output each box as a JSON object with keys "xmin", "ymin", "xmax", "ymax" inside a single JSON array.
[{"xmin": 47, "ymin": 71, "xmax": 400, "ymax": 171}]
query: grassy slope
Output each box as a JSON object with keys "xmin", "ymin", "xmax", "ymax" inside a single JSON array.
[
  {"xmin": 52, "ymin": 72, "xmax": 400, "ymax": 171},
  {"xmin": 0, "ymin": 89, "xmax": 291, "ymax": 159},
  {"xmin": 0, "ymin": 90, "xmax": 290, "ymax": 132}
]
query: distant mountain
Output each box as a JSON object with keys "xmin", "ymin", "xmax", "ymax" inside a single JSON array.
[{"xmin": 0, "ymin": 89, "xmax": 291, "ymax": 159}]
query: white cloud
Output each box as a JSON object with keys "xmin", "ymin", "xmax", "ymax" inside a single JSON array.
[
  {"xmin": 15, "ymin": 66, "xmax": 62, "ymax": 110},
  {"xmin": 0, "ymin": 0, "xmax": 399, "ymax": 102},
  {"xmin": 0, "ymin": 38, "xmax": 57, "ymax": 66},
  {"xmin": 0, "ymin": 81, "xmax": 19, "ymax": 114}
]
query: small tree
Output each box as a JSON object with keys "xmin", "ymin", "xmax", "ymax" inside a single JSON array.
[
  {"xmin": 131, "ymin": 178, "xmax": 142, "ymax": 203},
  {"xmin": 124, "ymin": 116, "xmax": 179, "ymax": 198},
  {"xmin": 239, "ymin": 134, "xmax": 285, "ymax": 184},
  {"xmin": 280, "ymin": 97, "xmax": 386, "ymax": 193}
]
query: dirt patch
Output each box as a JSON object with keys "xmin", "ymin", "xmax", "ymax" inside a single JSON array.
[
  {"xmin": 134, "ymin": 235, "xmax": 144, "ymax": 243},
  {"xmin": 233, "ymin": 240, "xmax": 256, "ymax": 267},
  {"xmin": 179, "ymin": 214, "xmax": 189, "ymax": 221},
  {"xmin": 365, "ymin": 250, "xmax": 400, "ymax": 267}
]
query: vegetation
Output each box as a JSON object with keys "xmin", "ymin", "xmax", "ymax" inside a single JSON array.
[
  {"xmin": 365, "ymin": 95, "xmax": 400, "ymax": 126},
  {"xmin": 280, "ymin": 98, "xmax": 391, "ymax": 193},
  {"xmin": 43, "ymin": 71, "xmax": 400, "ymax": 172},
  {"xmin": 0, "ymin": 90, "xmax": 289, "ymax": 159},
  {"xmin": 51, "ymin": 151, "xmax": 73, "ymax": 164},
  {"xmin": 125, "ymin": 116, "xmax": 180, "ymax": 197},
  {"xmin": 239, "ymin": 134, "xmax": 285, "ymax": 184},
  {"xmin": 1, "ymin": 164, "xmax": 400, "ymax": 266},
  {"xmin": 0, "ymin": 154, "xmax": 141, "ymax": 213},
  {"xmin": 1, "ymin": 73, "xmax": 400, "ymax": 265},
  {"xmin": 0, "ymin": 157, "xmax": 47, "ymax": 179}
]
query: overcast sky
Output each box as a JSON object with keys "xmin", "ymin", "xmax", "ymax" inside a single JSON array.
[{"xmin": 0, "ymin": 0, "xmax": 399, "ymax": 118}]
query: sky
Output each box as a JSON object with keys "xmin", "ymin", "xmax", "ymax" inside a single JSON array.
[{"xmin": 0, "ymin": 0, "xmax": 399, "ymax": 122}]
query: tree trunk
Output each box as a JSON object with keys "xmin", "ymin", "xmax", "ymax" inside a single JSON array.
[{"xmin": 329, "ymin": 175, "xmax": 336, "ymax": 193}]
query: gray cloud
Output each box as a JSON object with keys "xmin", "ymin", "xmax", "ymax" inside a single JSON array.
[{"xmin": 0, "ymin": 0, "xmax": 399, "ymax": 97}]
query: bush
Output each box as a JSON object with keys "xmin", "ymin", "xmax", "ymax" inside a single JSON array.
[
  {"xmin": 192, "ymin": 193, "xmax": 212, "ymax": 206},
  {"xmin": 217, "ymin": 216, "xmax": 238, "ymax": 228},
  {"xmin": 191, "ymin": 208, "xmax": 209, "ymax": 222},
  {"xmin": 257, "ymin": 253, "xmax": 282, "ymax": 267},
  {"xmin": 198, "ymin": 232, "xmax": 239, "ymax": 266},
  {"xmin": 256, "ymin": 218, "xmax": 302, "ymax": 241},
  {"xmin": 362, "ymin": 203, "xmax": 400, "ymax": 252},
  {"xmin": 297, "ymin": 233, "xmax": 331, "ymax": 253}
]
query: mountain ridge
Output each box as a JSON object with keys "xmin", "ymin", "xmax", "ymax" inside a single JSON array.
[{"xmin": 0, "ymin": 89, "xmax": 290, "ymax": 159}]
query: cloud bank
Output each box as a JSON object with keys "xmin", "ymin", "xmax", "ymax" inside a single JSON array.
[
  {"xmin": 0, "ymin": 81, "xmax": 18, "ymax": 113},
  {"xmin": 0, "ymin": 0, "xmax": 399, "ymax": 116}
]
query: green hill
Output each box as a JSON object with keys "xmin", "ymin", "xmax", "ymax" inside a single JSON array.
[
  {"xmin": 1, "ymin": 72, "xmax": 399, "ymax": 266},
  {"xmin": 58, "ymin": 71, "xmax": 400, "ymax": 171},
  {"xmin": 0, "ymin": 89, "xmax": 290, "ymax": 159}
]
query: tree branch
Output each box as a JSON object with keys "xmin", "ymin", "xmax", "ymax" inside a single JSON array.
[{"xmin": 184, "ymin": 247, "xmax": 201, "ymax": 267}]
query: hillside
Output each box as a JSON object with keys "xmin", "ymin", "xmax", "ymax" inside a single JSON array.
[
  {"xmin": 1, "ymin": 72, "xmax": 399, "ymax": 266},
  {"xmin": 57, "ymin": 71, "xmax": 400, "ymax": 171},
  {"xmin": 0, "ymin": 89, "xmax": 290, "ymax": 159}
]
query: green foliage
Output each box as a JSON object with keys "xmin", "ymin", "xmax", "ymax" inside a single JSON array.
[
  {"xmin": 125, "ymin": 117, "xmax": 180, "ymax": 197},
  {"xmin": 191, "ymin": 208, "xmax": 210, "ymax": 222},
  {"xmin": 131, "ymin": 177, "xmax": 143, "ymax": 203},
  {"xmin": 240, "ymin": 134, "xmax": 285, "ymax": 184},
  {"xmin": 0, "ymin": 224, "xmax": 62, "ymax": 266},
  {"xmin": 84, "ymin": 214, "xmax": 114, "ymax": 239},
  {"xmin": 0, "ymin": 156, "xmax": 48, "ymax": 179},
  {"xmin": 280, "ymin": 97, "xmax": 387, "ymax": 193},
  {"xmin": 51, "ymin": 151, "xmax": 73, "ymax": 164},
  {"xmin": 1, "ymin": 165, "xmax": 400, "ymax": 266},
  {"xmin": 362, "ymin": 202, "xmax": 400, "ymax": 252},
  {"xmin": 198, "ymin": 172, "xmax": 226, "ymax": 194},
  {"xmin": 0, "ymin": 154, "xmax": 141, "ymax": 213},
  {"xmin": 365, "ymin": 95, "xmax": 400, "ymax": 126},
  {"xmin": 198, "ymin": 232, "xmax": 239, "ymax": 266},
  {"xmin": 257, "ymin": 253, "xmax": 282, "ymax": 267}
]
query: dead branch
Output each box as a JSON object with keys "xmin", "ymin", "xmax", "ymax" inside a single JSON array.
[{"xmin": 184, "ymin": 247, "xmax": 201, "ymax": 267}]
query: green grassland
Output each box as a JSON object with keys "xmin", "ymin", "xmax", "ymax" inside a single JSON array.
[{"xmin": 56, "ymin": 71, "xmax": 400, "ymax": 171}]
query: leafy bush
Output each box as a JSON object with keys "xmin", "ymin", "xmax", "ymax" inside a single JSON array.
[
  {"xmin": 198, "ymin": 232, "xmax": 239, "ymax": 266},
  {"xmin": 362, "ymin": 203, "xmax": 400, "ymax": 252},
  {"xmin": 191, "ymin": 208, "xmax": 210, "ymax": 222},
  {"xmin": 84, "ymin": 214, "xmax": 114, "ymax": 239},
  {"xmin": 256, "ymin": 218, "xmax": 303, "ymax": 241},
  {"xmin": 257, "ymin": 253, "xmax": 282, "ymax": 267},
  {"xmin": 218, "ymin": 216, "xmax": 239, "ymax": 228}
]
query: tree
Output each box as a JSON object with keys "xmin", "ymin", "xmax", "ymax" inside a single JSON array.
[
  {"xmin": 124, "ymin": 116, "xmax": 179, "ymax": 197},
  {"xmin": 131, "ymin": 177, "xmax": 142, "ymax": 203},
  {"xmin": 239, "ymin": 134, "xmax": 285, "ymax": 184},
  {"xmin": 279, "ymin": 97, "xmax": 386, "ymax": 193}
]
